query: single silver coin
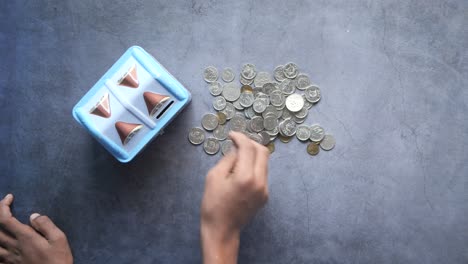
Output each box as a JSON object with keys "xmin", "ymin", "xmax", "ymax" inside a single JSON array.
[
  {"xmin": 279, "ymin": 119, "xmax": 297, "ymax": 137},
  {"xmin": 239, "ymin": 92, "xmax": 255, "ymax": 108},
  {"xmin": 250, "ymin": 116, "xmax": 264, "ymax": 132},
  {"xmin": 256, "ymin": 93, "xmax": 270, "ymax": 105},
  {"xmin": 222, "ymin": 68, "xmax": 235, "ymax": 82},
  {"xmin": 254, "ymin": 72, "xmax": 271, "ymax": 88},
  {"xmin": 240, "ymin": 76, "xmax": 254, "ymax": 85},
  {"xmin": 270, "ymin": 90, "xmax": 285, "ymax": 107},
  {"xmin": 221, "ymin": 140, "xmax": 234, "ymax": 155},
  {"xmin": 213, "ymin": 124, "xmax": 229, "ymax": 140},
  {"xmin": 222, "ymin": 82, "xmax": 241, "ymax": 102},
  {"xmin": 262, "ymin": 105, "xmax": 278, "ymax": 119},
  {"xmin": 280, "ymin": 79, "xmax": 296, "ymax": 95},
  {"xmin": 303, "ymin": 97, "xmax": 313, "ymax": 109},
  {"xmin": 262, "ymin": 82, "xmax": 278, "ymax": 95},
  {"xmin": 282, "ymin": 109, "xmax": 293, "ymax": 120},
  {"xmin": 212, "ymin": 96, "xmax": 227, "ymax": 111},
  {"xmin": 203, "ymin": 66, "xmax": 218, "ymax": 83},
  {"xmin": 247, "ymin": 132, "xmax": 263, "ymax": 144},
  {"xmin": 253, "ymin": 98, "xmax": 267, "ymax": 113},
  {"xmin": 295, "ymin": 74, "xmax": 311, "ymax": 90},
  {"xmin": 285, "ymin": 93, "xmax": 304, "ymax": 112},
  {"xmin": 208, "ymin": 82, "xmax": 223, "ymax": 96},
  {"xmin": 296, "ymin": 125, "xmax": 311, "ymax": 141},
  {"xmin": 294, "ymin": 107, "xmax": 308, "ymax": 119},
  {"xmin": 310, "ymin": 124, "xmax": 325, "ymax": 142},
  {"xmin": 258, "ymin": 131, "xmax": 271, "ymax": 145},
  {"xmin": 241, "ymin": 63, "xmax": 257, "ymax": 80},
  {"xmin": 230, "ymin": 114, "xmax": 247, "ymax": 132},
  {"xmin": 246, "ymin": 120, "xmax": 254, "ymax": 133},
  {"xmin": 188, "ymin": 127, "xmax": 205, "ymax": 145},
  {"xmin": 274, "ymin": 65, "xmax": 287, "ymax": 82},
  {"xmin": 244, "ymin": 107, "xmax": 257, "ymax": 119},
  {"xmin": 320, "ymin": 134, "xmax": 335, "ymax": 151},
  {"xmin": 263, "ymin": 115, "xmax": 279, "ymax": 131},
  {"xmin": 203, "ymin": 137, "xmax": 220, "ymax": 155},
  {"xmin": 201, "ymin": 113, "xmax": 219, "ymax": 131},
  {"xmin": 293, "ymin": 115, "xmax": 306, "ymax": 124},
  {"xmin": 266, "ymin": 126, "xmax": 279, "ymax": 136},
  {"xmin": 304, "ymin": 85, "xmax": 321, "ymax": 103},
  {"xmin": 283, "ymin": 62, "xmax": 298, "ymax": 79},
  {"xmin": 221, "ymin": 102, "xmax": 236, "ymax": 120},
  {"xmin": 233, "ymin": 99, "xmax": 244, "ymax": 110}
]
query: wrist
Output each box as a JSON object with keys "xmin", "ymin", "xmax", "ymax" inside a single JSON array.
[{"xmin": 201, "ymin": 223, "xmax": 240, "ymax": 264}]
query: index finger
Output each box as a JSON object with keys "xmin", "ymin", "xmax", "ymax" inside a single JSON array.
[{"xmin": 229, "ymin": 132, "xmax": 257, "ymax": 179}]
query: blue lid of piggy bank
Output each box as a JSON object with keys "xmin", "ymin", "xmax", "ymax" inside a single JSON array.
[{"xmin": 72, "ymin": 46, "xmax": 191, "ymax": 162}]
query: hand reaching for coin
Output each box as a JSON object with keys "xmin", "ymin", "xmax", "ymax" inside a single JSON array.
[{"xmin": 201, "ymin": 131, "xmax": 270, "ymax": 264}]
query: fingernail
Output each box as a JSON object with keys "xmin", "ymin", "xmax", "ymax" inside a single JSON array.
[
  {"xmin": 30, "ymin": 213, "xmax": 41, "ymax": 221},
  {"xmin": 4, "ymin": 194, "xmax": 12, "ymax": 199}
]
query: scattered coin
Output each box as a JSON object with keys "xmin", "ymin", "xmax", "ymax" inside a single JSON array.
[
  {"xmin": 283, "ymin": 62, "xmax": 298, "ymax": 79},
  {"xmin": 296, "ymin": 125, "xmax": 311, "ymax": 141},
  {"xmin": 222, "ymin": 68, "xmax": 235, "ymax": 82},
  {"xmin": 254, "ymin": 72, "xmax": 271, "ymax": 88},
  {"xmin": 201, "ymin": 113, "xmax": 219, "ymax": 131},
  {"xmin": 233, "ymin": 99, "xmax": 244, "ymax": 110},
  {"xmin": 266, "ymin": 142, "xmax": 275, "ymax": 153},
  {"xmin": 263, "ymin": 115, "xmax": 278, "ymax": 131},
  {"xmin": 203, "ymin": 137, "xmax": 220, "ymax": 155},
  {"xmin": 250, "ymin": 116, "xmax": 264, "ymax": 132},
  {"xmin": 239, "ymin": 91, "xmax": 255, "ymax": 108},
  {"xmin": 213, "ymin": 96, "xmax": 227, "ymax": 111},
  {"xmin": 253, "ymin": 98, "xmax": 268, "ymax": 113},
  {"xmin": 221, "ymin": 139, "xmax": 234, "ymax": 155},
  {"xmin": 285, "ymin": 93, "xmax": 304, "ymax": 112},
  {"xmin": 304, "ymin": 85, "xmax": 321, "ymax": 103},
  {"xmin": 279, "ymin": 119, "xmax": 297, "ymax": 137},
  {"xmin": 221, "ymin": 102, "xmax": 236, "ymax": 120},
  {"xmin": 320, "ymin": 134, "xmax": 335, "ymax": 150},
  {"xmin": 241, "ymin": 85, "xmax": 254, "ymax": 93},
  {"xmin": 230, "ymin": 114, "xmax": 247, "ymax": 132},
  {"xmin": 188, "ymin": 127, "xmax": 205, "ymax": 145},
  {"xmin": 310, "ymin": 124, "xmax": 325, "ymax": 142},
  {"xmin": 240, "ymin": 76, "xmax": 254, "ymax": 85},
  {"xmin": 241, "ymin": 64, "xmax": 257, "ymax": 80},
  {"xmin": 204, "ymin": 66, "xmax": 218, "ymax": 83},
  {"xmin": 280, "ymin": 79, "xmax": 296, "ymax": 95},
  {"xmin": 213, "ymin": 124, "xmax": 229, "ymax": 140},
  {"xmin": 217, "ymin": 111, "xmax": 227, "ymax": 125},
  {"xmin": 208, "ymin": 82, "xmax": 223, "ymax": 96},
  {"xmin": 274, "ymin": 65, "xmax": 286, "ymax": 82},
  {"xmin": 295, "ymin": 74, "xmax": 311, "ymax": 90},
  {"xmin": 258, "ymin": 131, "xmax": 270, "ymax": 145},
  {"xmin": 279, "ymin": 134, "xmax": 293, "ymax": 143},
  {"xmin": 307, "ymin": 142, "xmax": 320, "ymax": 155},
  {"xmin": 222, "ymin": 82, "xmax": 241, "ymax": 102}
]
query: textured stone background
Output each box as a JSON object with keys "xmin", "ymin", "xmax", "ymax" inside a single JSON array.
[{"xmin": 1, "ymin": 0, "xmax": 467, "ymax": 263}]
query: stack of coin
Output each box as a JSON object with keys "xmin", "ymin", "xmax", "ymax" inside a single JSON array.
[{"xmin": 189, "ymin": 63, "xmax": 336, "ymax": 156}]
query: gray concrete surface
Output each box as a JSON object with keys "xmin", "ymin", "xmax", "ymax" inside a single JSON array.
[{"xmin": 1, "ymin": 0, "xmax": 468, "ymax": 263}]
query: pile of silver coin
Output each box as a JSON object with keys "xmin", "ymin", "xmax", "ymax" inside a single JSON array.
[{"xmin": 188, "ymin": 63, "xmax": 335, "ymax": 156}]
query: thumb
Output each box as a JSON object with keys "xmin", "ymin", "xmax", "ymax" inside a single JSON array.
[{"xmin": 30, "ymin": 214, "xmax": 65, "ymax": 242}]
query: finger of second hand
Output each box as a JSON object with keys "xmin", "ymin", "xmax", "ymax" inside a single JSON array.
[{"xmin": 229, "ymin": 132, "xmax": 257, "ymax": 179}]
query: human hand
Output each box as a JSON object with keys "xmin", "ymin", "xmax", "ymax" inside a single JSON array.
[
  {"xmin": 201, "ymin": 132, "xmax": 270, "ymax": 264},
  {"xmin": 0, "ymin": 194, "xmax": 73, "ymax": 264}
]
